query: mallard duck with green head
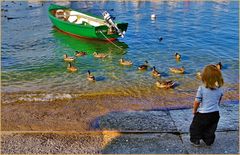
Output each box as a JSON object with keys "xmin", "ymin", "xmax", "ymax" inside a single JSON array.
[
  {"xmin": 75, "ymin": 51, "xmax": 87, "ymax": 57},
  {"xmin": 138, "ymin": 61, "xmax": 149, "ymax": 70},
  {"xmin": 175, "ymin": 52, "xmax": 181, "ymax": 60},
  {"xmin": 87, "ymin": 70, "xmax": 96, "ymax": 81},
  {"xmin": 152, "ymin": 66, "xmax": 161, "ymax": 77},
  {"xmin": 67, "ymin": 63, "xmax": 77, "ymax": 72}
]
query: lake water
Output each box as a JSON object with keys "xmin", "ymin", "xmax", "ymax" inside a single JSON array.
[{"xmin": 1, "ymin": 1, "xmax": 238, "ymax": 104}]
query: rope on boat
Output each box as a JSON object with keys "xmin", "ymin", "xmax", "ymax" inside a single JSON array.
[{"xmin": 99, "ymin": 31, "xmax": 123, "ymax": 50}]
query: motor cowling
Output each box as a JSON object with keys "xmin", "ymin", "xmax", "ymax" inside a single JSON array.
[{"xmin": 102, "ymin": 11, "xmax": 124, "ymax": 37}]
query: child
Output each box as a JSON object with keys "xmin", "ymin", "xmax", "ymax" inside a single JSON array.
[{"xmin": 190, "ymin": 64, "xmax": 224, "ymax": 146}]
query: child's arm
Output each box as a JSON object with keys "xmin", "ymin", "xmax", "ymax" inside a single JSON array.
[
  {"xmin": 218, "ymin": 88, "xmax": 224, "ymax": 105},
  {"xmin": 192, "ymin": 100, "xmax": 200, "ymax": 115},
  {"xmin": 218, "ymin": 95, "xmax": 223, "ymax": 105},
  {"xmin": 193, "ymin": 86, "xmax": 202, "ymax": 115}
]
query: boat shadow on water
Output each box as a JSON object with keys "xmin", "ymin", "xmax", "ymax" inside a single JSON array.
[{"xmin": 51, "ymin": 28, "xmax": 129, "ymax": 55}]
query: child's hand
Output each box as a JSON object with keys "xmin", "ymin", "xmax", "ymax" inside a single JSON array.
[
  {"xmin": 193, "ymin": 101, "xmax": 200, "ymax": 115},
  {"xmin": 192, "ymin": 109, "xmax": 197, "ymax": 115}
]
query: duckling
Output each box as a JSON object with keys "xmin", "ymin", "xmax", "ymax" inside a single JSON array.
[
  {"xmin": 119, "ymin": 58, "xmax": 133, "ymax": 66},
  {"xmin": 87, "ymin": 70, "xmax": 95, "ymax": 81},
  {"xmin": 138, "ymin": 61, "xmax": 149, "ymax": 70},
  {"xmin": 156, "ymin": 80, "xmax": 175, "ymax": 89},
  {"xmin": 75, "ymin": 51, "xmax": 86, "ymax": 57},
  {"xmin": 93, "ymin": 52, "xmax": 108, "ymax": 58},
  {"xmin": 216, "ymin": 62, "xmax": 222, "ymax": 70},
  {"xmin": 63, "ymin": 54, "xmax": 75, "ymax": 62},
  {"xmin": 169, "ymin": 66, "xmax": 185, "ymax": 74},
  {"xmin": 196, "ymin": 71, "xmax": 202, "ymax": 80},
  {"xmin": 152, "ymin": 66, "xmax": 161, "ymax": 77},
  {"xmin": 67, "ymin": 63, "xmax": 77, "ymax": 72},
  {"xmin": 175, "ymin": 52, "xmax": 181, "ymax": 60}
]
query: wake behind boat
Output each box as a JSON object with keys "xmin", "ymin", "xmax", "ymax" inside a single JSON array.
[{"xmin": 48, "ymin": 4, "xmax": 128, "ymax": 41}]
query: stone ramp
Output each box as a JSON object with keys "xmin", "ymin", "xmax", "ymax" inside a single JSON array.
[
  {"xmin": 1, "ymin": 103, "xmax": 239, "ymax": 154},
  {"xmin": 92, "ymin": 110, "xmax": 177, "ymax": 132},
  {"xmin": 1, "ymin": 131, "xmax": 238, "ymax": 154},
  {"xmin": 170, "ymin": 103, "xmax": 239, "ymax": 132},
  {"xmin": 92, "ymin": 103, "xmax": 238, "ymax": 133},
  {"xmin": 181, "ymin": 131, "xmax": 239, "ymax": 154}
]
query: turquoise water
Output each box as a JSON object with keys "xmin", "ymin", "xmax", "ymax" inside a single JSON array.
[{"xmin": 1, "ymin": 1, "xmax": 239, "ymax": 99}]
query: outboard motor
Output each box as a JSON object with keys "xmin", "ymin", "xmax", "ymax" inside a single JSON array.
[{"xmin": 102, "ymin": 11, "xmax": 124, "ymax": 37}]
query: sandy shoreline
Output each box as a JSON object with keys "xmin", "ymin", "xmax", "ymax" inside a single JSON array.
[{"xmin": 1, "ymin": 85, "xmax": 238, "ymax": 132}]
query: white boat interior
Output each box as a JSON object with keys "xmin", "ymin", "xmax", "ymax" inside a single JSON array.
[{"xmin": 53, "ymin": 9, "xmax": 106, "ymax": 26}]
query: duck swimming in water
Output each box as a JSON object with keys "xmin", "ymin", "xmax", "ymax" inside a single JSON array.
[
  {"xmin": 159, "ymin": 37, "xmax": 163, "ymax": 42},
  {"xmin": 216, "ymin": 62, "xmax": 222, "ymax": 70},
  {"xmin": 169, "ymin": 66, "xmax": 185, "ymax": 74},
  {"xmin": 119, "ymin": 58, "xmax": 133, "ymax": 66},
  {"xmin": 152, "ymin": 66, "xmax": 161, "ymax": 77},
  {"xmin": 67, "ymin": 63, "xmax": 77, "ymax": 72},
  {"xmin": 138, "ymin": 61, "xmax": 149, "ymax": 70},
  {"xmin": 75, "ymin": 51, "xmax": 86, "ymax": 57},
  {"xmin": 63, "ymin": 54, "xmax": 75, "ymax": 62},
  {"xmin": 175, "ymin": 52, "xmax": 181, "ymax": 60},
  {"xmin": 93, "ymin": 52, "xmax": 108, "ymax": 58},
  {"xmin": 156, "ymin": 80, "xmax": 175, "ymax": 89},
  {"xmin": 87, "ymin": 70, "xmax": 95, "ymax": 81}
]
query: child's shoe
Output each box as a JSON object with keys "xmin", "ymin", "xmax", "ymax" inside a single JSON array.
[
  {"xmin": 202, "ymin": 139, "xmax": 213, "ymax": 146},
  {"xmin": 190, "ymin": 140, "xmax": 200, "ymax": 147},
  {"xmin": 205, "ymin": 142, "xmax": 213, "ymax": 147}
]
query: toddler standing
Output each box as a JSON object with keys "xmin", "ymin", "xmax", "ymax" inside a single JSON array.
[{"xmin": 190, "ymin": 64, "xmax": 224, "ymax": 146}]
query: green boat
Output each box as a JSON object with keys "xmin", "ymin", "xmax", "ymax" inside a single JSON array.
[{"xmin": 48, "ymin": 4, "xmax": 128, "ymax": 41}]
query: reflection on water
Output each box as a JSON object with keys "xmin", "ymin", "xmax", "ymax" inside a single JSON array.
[
  {"xmin": 51, "ymin": 28, "xmax": 128, "ymax": 54},
  {"xmin": 1, "ymin": 1, "xmax": 239, "ymax": 105}
]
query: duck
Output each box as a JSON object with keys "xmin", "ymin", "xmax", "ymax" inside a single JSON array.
[
  {"xmin": 87, "ymin": 70, "xmax": 95, "ymax": 81},
  {"xmin": 156, "ymin": 80, "xmax": 175, "ymax": 89},
  {"xmin": 63, "ymin": 54, "xmax": 75, "ymax": 62},
  {"xmin": 67, "ymin": 63, "xmax": 77, "ymax": 72},
  {"xmin": 152, "ymin": 66, "xmax": 161, "ymax": 77},
  {"xmin": 119, "ymin": 58, "xmax": 133, "ymax": 66},
  {"xmin": 175, "ymin": 52, "xmax": 181, "ymax": 60},
  {"xmin": 93, "ymin": 52, "xmax": 108, "ymax": 58},
  {"xmin": 75, "ymin": 51, "xmax": 86, "ymax": 57},
  {"xmin": 159, "ymin": 37, "xmax": 163, "ymax": 42},
  {"xmin": 216, "ymin": 62, "xmax": 222, "ymax": 70},
  {"xmin": 196, "ymin": 71, "xmax": 202, "ymax": 80},
  {"xmin": 138, "ymin": 61, "xmax": 149, "ymax": 70},
  {"xmin": 169, "ymin": 66, "xmax": 185, "ymax": 74}
]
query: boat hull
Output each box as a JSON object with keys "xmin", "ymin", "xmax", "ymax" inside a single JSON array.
[{"xmin": 48, "ymin": 4, "xmax": 128, "ymax": 41}]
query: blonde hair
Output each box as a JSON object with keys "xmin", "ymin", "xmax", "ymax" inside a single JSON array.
[{"xmin": 201, "ymin": 64, "xmax": 224, "ymax": 89}]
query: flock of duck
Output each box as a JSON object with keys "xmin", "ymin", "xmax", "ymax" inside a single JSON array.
[{"xmin": 63, "ymin": 51, "xmax": 222, "ymax": 88}]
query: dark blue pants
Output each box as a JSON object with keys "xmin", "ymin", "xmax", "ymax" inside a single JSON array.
[{"xmin": 190, "ymin": 111, "xmax": 220, "ymax": 145}]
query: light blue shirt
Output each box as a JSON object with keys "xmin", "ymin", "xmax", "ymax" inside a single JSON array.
[{"xmin": 195, "ymin": 85, "xmax": 224, "ymax": 113}]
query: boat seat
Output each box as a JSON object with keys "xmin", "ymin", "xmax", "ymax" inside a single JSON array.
[
  {"xmin": 55, "ymin": 9, "xmax": 70, "ymax": 20},
  {"xmin": 75, "ymin": 18, "xmax": 88, "ymax": 25},
  {"xmin": 56, "ymin": 9, "xmax": 64, "ymax": 14},
  {"xmin": 68, "ymin": 15, "xmax": 78, "ymax": 23},
  {"xmin": 89, "ymin": 21, "xmax": 100, "ymax": 26},
  {"xmin": 55, "ymin": 9, "xmax": 64, "ymax": 18},
  {"xmin": 69, "ymin": 10, "xmax": 104, "ymax": 26}
]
